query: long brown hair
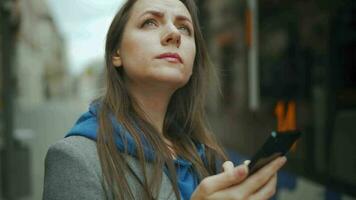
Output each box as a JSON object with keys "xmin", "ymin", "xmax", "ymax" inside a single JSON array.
[{"xmin": 96, "ymin": 0, "xmax": 228, "ymax": 199}]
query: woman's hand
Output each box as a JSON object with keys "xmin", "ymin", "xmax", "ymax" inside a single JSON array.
[{"xmin": 191, "ymin": 156, "xmax": 286, "ymax": 200}]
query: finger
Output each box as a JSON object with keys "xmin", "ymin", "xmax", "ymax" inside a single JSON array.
[
  {"xmin": 243, "ymin": 160, "xmax": 251, "ymax": 166},
  {"xmin": 222, "ymin": 161, "xmax": 234, "ymax": 172},
  {"xmin": 250, "ymin": 174, "xmax": 277, "ymax": 200},
  {"xmin": 194, "ymin": 164, "xmax": 248, "ymax": 197},
  {"xmin": 240, "ymin": 156, "xmax": 286, "ymax": 194},
  {"xmin": 204, "ymin": 160, "xmax": 282, "ymax": 200}
]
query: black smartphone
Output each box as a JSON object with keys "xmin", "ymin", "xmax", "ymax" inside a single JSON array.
[{"xmin": 247, "ymin": 130, "xmax": 302, "ymax": 176}]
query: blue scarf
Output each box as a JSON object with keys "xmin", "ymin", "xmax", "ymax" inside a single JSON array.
[{"xmin": 66, "ymin": 103, "xmax": 205, "ymax": 200}]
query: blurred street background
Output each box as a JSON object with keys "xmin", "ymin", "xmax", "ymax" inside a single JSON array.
[{"xmin": 0, "ymin": 0, "xmax": 355, "ymax": 199}]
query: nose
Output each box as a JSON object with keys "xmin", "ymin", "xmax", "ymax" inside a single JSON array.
[{"xmin": 161, "ymin": 24, "xmax": 181, "ymax": 48}]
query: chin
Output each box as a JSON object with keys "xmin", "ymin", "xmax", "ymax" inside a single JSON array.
[
  {"xmin": 149, "ymin": 66, "xmax": 192, "ymax": 88},
  {"xmin": 155, "ymin": 74, "xmax": 191, "ymax": 89}
]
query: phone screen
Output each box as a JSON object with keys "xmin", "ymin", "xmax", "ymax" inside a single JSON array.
[{"xmin": 248, "ymin": 130, "xmax": 301, "ymax": 176}]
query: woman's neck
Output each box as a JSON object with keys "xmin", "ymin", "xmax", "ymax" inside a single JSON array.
[{"xmin": 127, "ymin": 82, "xmax": 175, "ymax": 135}]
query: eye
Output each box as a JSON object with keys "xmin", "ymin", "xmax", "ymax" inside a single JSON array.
[
  {"xmin": 178, "ymin": 25, "xmax": 192, "ymax": 35},
  {"xmin": 141, "ymin": 19, "xmax": 158, "ymax": 28}
]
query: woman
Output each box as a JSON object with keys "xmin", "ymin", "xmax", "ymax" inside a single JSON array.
[{"xmin": 43, "ymin": 0, "xmax": 286, "ymax": 199}]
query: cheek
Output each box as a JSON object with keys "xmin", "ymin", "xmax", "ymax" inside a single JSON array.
[
  {"xmin": 120, "ymin": 35, "xmax": 152, "ymax": 69},
  {"xmin": 121, "ymin": 36, "xmax": 143, "ymax": 60},
  {"xmin": 185, "ymin": 42, "xmax": 196, "ymax": 73}
]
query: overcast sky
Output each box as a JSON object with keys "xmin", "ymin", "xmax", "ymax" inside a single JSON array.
[{"xmin": 47, "ymin": 0, "xmax": 124, "ymax": 74}]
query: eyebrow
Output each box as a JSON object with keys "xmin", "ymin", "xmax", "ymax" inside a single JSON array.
[{"xmin": 139, "ymin": 10, "xmax": 192, "ymax": 24}]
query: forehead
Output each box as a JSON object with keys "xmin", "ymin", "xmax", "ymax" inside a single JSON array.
[{"xmin": 130, "ymin": 0, "xmax": 192, "ymax": 20}]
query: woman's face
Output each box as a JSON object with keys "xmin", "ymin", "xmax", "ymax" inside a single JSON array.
[{"xmin": 113, "ymin": 0, "xmax": 196, "ymax": 91}]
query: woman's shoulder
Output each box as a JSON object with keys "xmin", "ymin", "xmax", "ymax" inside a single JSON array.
[
  {"xmin": 46, "ymin": 136, "xmax": 100, "ymax": 170},
  {"xmin": 49, "ymin": 136, "xmax": 97, "ymax": 152},
  {"xmin": 43, "ymin": 136, "xmax": 107, "ymax": 199}
]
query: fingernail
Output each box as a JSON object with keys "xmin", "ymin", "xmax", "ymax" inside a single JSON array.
[
  {"xmin": 234, "ymin": 165, "xmax": 247, "ymax": 177},
  {"xmin": 243, "ymin": 160, "xmax": 251, "ymax": 166},
  {"xmin": 280, "ymin": 156, "xmax": 287, "ymax": 164}
]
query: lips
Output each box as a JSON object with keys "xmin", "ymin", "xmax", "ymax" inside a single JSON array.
[{"xmin": 156, "ymin": 53, "xmax": 183, "ymax": 64}]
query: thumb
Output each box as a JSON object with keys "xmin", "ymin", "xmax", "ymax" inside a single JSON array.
[{"xmin": 222, "ymin": 161, "xmax": 234, "ymax": 172}]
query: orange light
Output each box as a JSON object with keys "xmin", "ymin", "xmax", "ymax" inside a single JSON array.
[{"xmin": 275, "ymin": 100, "xmax": 298, "ymax": 151}]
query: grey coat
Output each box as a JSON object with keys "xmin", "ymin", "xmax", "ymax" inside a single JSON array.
[{"xmin": 42, "ymin": 136, "xmax": 178, "ymax": 200}]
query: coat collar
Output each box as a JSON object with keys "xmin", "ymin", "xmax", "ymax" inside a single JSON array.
[{"xmin": 123, "ymin": 154, "xmax": 178, "ymax": 200}]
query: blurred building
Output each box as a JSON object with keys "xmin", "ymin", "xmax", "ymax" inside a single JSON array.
[
  {"xmin": 75, "ymin": 59, "xmax": 105, "ymax": 103},
  {"xmin": 199, "ymin": 0, "xmax": 356, "ymax": 198},
  {"xmin": 1, "ymin": 0, "xmax": 71, "ymax": 199},
  {"xmin": 0, "ymin": 0, "xmax": 72, "ymax": 109},
  {"xmin": 14, "ymin": 0, "xmax": 71, "ymax": 108}
]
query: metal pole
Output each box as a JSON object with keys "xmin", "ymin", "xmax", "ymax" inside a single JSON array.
[
  {"xmin": 1, "ymin": 0, "xmax": 18, "ymax": 199},
  {"xmin": 247, "ymin": 0, "xmax": 260, "ymax": 111},
  {"xmin": 1, "ymin": 0, "xmax": 16, "ymax": 147}
]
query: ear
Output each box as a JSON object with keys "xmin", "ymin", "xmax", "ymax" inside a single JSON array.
[{"xmin": 112, "ymin": 49, "xmax": 122, "ymax": 67}]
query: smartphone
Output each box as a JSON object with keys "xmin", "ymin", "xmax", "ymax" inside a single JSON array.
[{"xmin": 247, "ymin": 130, "xmax": 302, "ymax": 176}]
